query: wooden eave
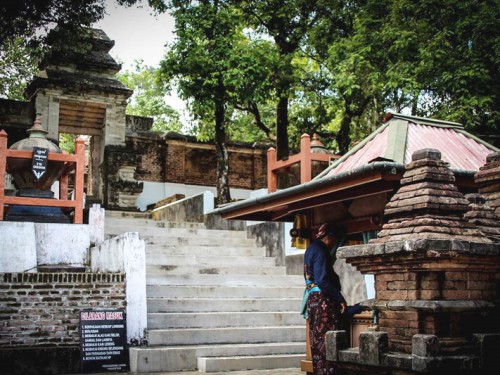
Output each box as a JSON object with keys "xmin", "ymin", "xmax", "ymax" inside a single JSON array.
[
  {"xmin": 217, "ymin": 160, "xmax": 479, "ymax": 223},
  {"xmin": 217, "ymin": 162, "xmax": 406, "ymax": 222}
]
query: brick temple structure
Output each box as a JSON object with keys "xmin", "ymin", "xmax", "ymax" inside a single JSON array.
[{"xmin": 328, "ymin": 149, "xmax": 500, "ymax": 374}]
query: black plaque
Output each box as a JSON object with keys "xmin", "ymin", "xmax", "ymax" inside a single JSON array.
[
  {"xmin": 80, "ymin": 310, "xmax": 129, "ymax": 372},
  {"xmin": 31, "ymin": 147, "xmax": 48, "ymax": 181}
]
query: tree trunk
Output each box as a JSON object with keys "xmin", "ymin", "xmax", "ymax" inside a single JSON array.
[
  {"xmin": 337, "ymin": 112, "xmax": 352, "ymax": 155},
  {"xmin": 214, "ymin": 83, "xmax": 231, "ymax": 205},
  {"xmin": 276, "ymin": 94, "xmax": 289, "ymax": 160}
]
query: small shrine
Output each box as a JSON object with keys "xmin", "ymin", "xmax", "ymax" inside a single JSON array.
[
  {"xmin": 0, "ymin": 117, "xmax": 85, "ymax": 224},
  {"xmin": 329, "ymin": 149, "xmax": 500, "ymax": 374}
]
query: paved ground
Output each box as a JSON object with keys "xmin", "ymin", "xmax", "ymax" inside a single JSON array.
[
  {"xmin": 82, "ymin": 369, "xmax": 303, "ymax": 375},
  {"xmin": 137, "ymin": 370, "xmax": 303, "ymax": 375}
]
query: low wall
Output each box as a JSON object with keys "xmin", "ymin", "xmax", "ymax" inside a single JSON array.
[
  {"xmin": 0, "ymin": 272, "xmax": 126, "ymax": 374},
  {"xmin": 152, "ymin": 191, "xmax": 246, "ymax": 230},
  {"xmin": 90, "ymin": 232, "xmax": 147, "ymax": 344},
  {"xmin": 0, "ymin": 205, "xmax": 104, "ymax": 272},
  {"xmin": 247, "ymin": 221, "xmax": 286, "ymax": 266}
]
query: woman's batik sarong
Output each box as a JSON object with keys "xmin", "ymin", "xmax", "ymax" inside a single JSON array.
[{"xmin": 306, "ymin": 292, "xmax": 340, "ymax": 375}]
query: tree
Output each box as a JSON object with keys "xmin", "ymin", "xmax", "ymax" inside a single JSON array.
[
  {"xmin": 232, "ymin": 0, "xmax": 347, "ymax": 160},
  {"xmin": 117, "ymin": 60, "xmax": 184, "ymax": 133},
  {"xmin": 0, "ymin": 37, "xmax": 41, "ymax": 100},
  {"xmin": 158, "ymin": 0, "xmax": 246, "ymax": 204},
  {"xmin": 222, "ymin": 33, "xmax": 282, "ymax": 146},
  {"xmin": 335, "ymin": 0, "xmax": 499, "ymax": 146}
]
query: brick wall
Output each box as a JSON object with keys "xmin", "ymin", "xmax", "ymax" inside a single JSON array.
[
  {"xmin": 0, "ymin": 272, "xmax": 126, "ymax": 348},
  {"xmin": 132, "ymin": 134, "xmax": 268, "ymax": 190},
  {"xmin": 374, "ymin": 268, "xmax": 500, "ymax": 354}
]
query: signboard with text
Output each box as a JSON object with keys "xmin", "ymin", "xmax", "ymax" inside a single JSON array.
[
  {"xmin": 31, "ymin": 146, "xmax": 48, "ymax": 181},
  {"xmin": 80, "ymin": 310, "xmax": 129, "ymax": 372}
]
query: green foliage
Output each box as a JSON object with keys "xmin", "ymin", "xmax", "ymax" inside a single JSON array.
[
  {"xmin": 117, "ymin": 60, "xmax": 184, "ymax": 133},
  {"xmin": 59, "ymin": 133, "xmax": 77, "ymax": 154},
  {"xmin": 0, "ymin": 0, "xmax": 107, "ymax": 48},
  {"xmin": 232, "ymin": 0, "xmax": 344, "ymax": 159},
  {"xmin": 366, "ymin": 0, "xmax": 498, "ymax": 128},
  {"xmin": 0, "ymin": 37, "xmax": 41, "ymax": 100}
]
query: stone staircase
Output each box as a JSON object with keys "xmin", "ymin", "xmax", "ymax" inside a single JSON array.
[{"xmin": 104, "ymin": 211, "xmax": 306, "ymax": 373}]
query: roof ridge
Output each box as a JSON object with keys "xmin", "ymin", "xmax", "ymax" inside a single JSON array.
[{"xmin": 385, "ymin": 111, "xmax": 464, "ymax": 128}]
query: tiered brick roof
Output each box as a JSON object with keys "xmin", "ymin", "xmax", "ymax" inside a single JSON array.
[
  {"xmin": 373, "ymin": 148, "xmax": 490, "ymax": 243},
  {"xmin": 464, "ymin": 193, "xmax": 500, "ymax": 242},
  {"xmin": 475, "ymin": 151, "xmax": 500, "ymax": 216}
]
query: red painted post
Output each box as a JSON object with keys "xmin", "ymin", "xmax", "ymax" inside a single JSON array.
[
  {"xmin": 59, "ymin": 173, "xmax": 68, "ymax": 201},
  {"xmin": 0, "ymin": 130, "xmax": 7, "ymax": 220},
  {"xmin": 73, "ymin": 137, "xmax": 85, "ymax": 224},
  {"xmin": 267, "ymin": 147, "xmax": 277, "ymax": 193},
  {"xmin": 300, "ymin": 133, "xmax": 312, "ymax": 184}
]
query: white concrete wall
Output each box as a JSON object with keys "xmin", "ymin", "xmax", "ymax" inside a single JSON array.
[
  {"xmin": 135, "ymin": 181, "xmax": 253, "ymax": 211},
  {"xmin": 90, "ymin": 232, "xmax": 147, "ymax": 344},
  {"xmin": 0, "ymin": 221, "xmax": 91, "ymax": 271},
  {"xmin": 0, "ymin": 222, "xmax": 38, "ymax": 272},
  {"xmin": 0, "ymin": 205, "xmax": 105, "ymax": 271},
  {"xmin": 88, "ymin": 204, "xmax": 105, "ymax": 245},
  {"xmin": 35, "ymin": 223, "xmax": 90, "ymax": 266}
]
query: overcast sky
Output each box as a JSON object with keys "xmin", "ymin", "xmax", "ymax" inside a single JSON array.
[
  {"xmin": 94, "ymin": 1, "xmax": 186, "ymax": 112},
  {"xmin": 94, "ymin": 1, "xmax": 175, "ymax": 69}
]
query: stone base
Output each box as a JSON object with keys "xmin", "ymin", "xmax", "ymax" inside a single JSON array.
[
  {"xmin": 5, "ymin": 204, "xmax": 70, "ymax": 223},
  {"xmin": 326, "ymin": 330, "xmax": 500, "ymax": 374}
]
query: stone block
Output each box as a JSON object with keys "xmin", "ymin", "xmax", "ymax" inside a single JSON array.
[
  {"xmin": 325, "ymin": 330, "xmax": 348, "ymax": 361},
  {"xmin": 486, "ymin": 151, "xmax": 500, "ymax": 163},
  {"xmin": 385, "ymin": 241, "xmax": 405, "ymax": 254},
  {"xmin": 412, "ymin": 334, "xmax": 440, "ymax": 357},
  {"xmin": 359, "ymin": 331, "xmax": 388, "ymax": 365},
  {"xmin": 383, "ymin": 352, "xmax": 413, "ymax": 369},
  {"xmin": 413, "ymin": 355, "xmax": 477, "ymax": 372},
  {"xmin": 338, "ymin": 347, "xmax": 360, "ymax": 363}
]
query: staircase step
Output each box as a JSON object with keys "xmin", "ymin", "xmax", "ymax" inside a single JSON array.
[
  {"xmin": 147, "ymin": 297, "xmax": 302, "ymax": 313},
  {"xmin": 105, "ymin": 217, "xmax": 205, "ymax": 228},
  {"xmin": 147, "ymin": 265, "xmax": 286, "ymax": 275},
  {"xmin": 105, "ymin": 214, "xmax": 305, "ymax": 373},
  {"xmin": 148, "ymin": 326, "xmax": 306, "ymax": 346},
  {"xmin": 140, "ymin": 235, "xmax": 257, "ymax": 247},
  {"xmin": 146, "ymin": 244, "xmax": 267, "ymax": 257},
  {"xmin": 105, "ymin": 210, "xmax": 151, "ymax": 219},
  {"xmin": 198, "ymin": 354, "xmax": 306, "ymax": 373},
  {"xmin": 147, "ymin": 274, "xmax": 304, "ymax": 286},
  {"xmin": 148, "ymin": 311, "xmax": 304, "ymax": 329},
  {"xmin": 147, "ymin": 285, "xmax": 303, "ymax": 298},
  {"xmin": 146, "ymin": 254, "xmax": 276, "ymax": 267},
  {"xmin": 106, "ymin": 222, "xmax": 249, "ymax": 238},
  {"xmin": 129, "ymin": 342, "xmax": 305, "ymax": 373}
]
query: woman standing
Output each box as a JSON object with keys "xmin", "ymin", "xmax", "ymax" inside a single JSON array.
[{"xmin": 303, "ymin": 222, "xmax": 346, "ymax": 374}]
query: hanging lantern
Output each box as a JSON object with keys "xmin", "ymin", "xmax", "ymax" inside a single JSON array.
[{"xmin": 290, "ymin": 214, "xmax": 310, "ymax": 250}]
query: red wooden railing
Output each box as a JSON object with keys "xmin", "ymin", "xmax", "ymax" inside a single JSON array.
[
  {"xmin": 0, "ymin": 130, "xmax": 85, "ymax": 224},
  {"xmin": 267, "ymin": 133, "xmax": 337, "ymax": 193}
]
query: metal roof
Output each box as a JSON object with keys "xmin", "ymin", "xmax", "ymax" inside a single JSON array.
[
  {"xmin": 215, "ymin": 112, "xmax": 498, "ymax": 221},
  {"xmin": 318, "ymin": 112, "xmax": 498, "ymax": 179}
]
